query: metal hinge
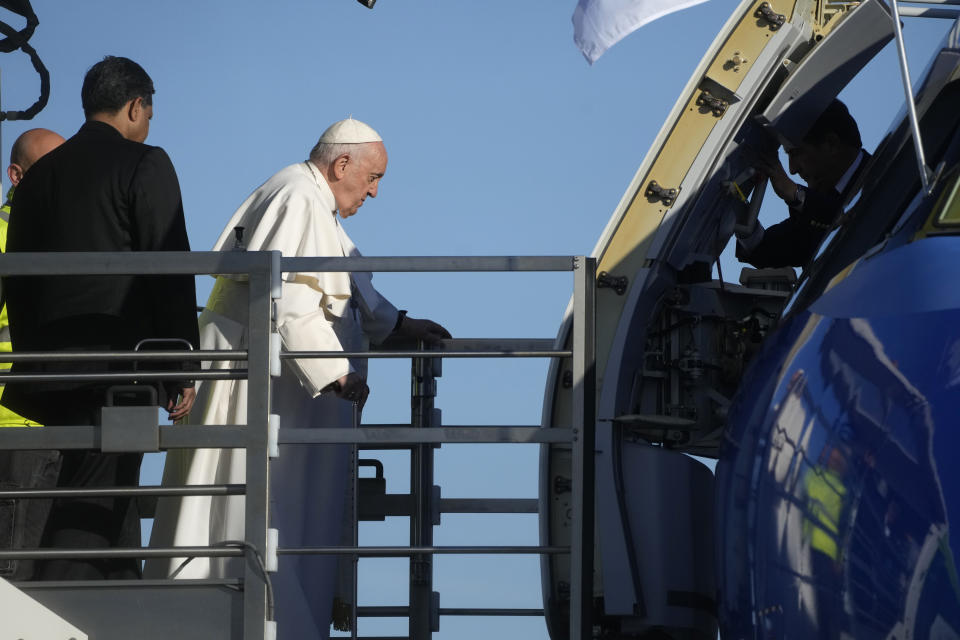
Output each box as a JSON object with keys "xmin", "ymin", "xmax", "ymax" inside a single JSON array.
[
  {"xmin": 697, "ymin": 90, "xmax": 729, "ymax": 117},
  {"xmin": 597, "ymin": 271, "xmax": 628, "ymax": 295},
  {"xmin": 756, "ymin": 1, "xmax": 786, "ymax": 29},
  {"xmin": 645, "ymin": 180, "xmax": 679, "ymax": 206}
]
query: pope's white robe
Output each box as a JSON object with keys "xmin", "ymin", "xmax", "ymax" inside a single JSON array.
[{"xmin": 147, "ymin": 163, "xmax": 398, "ymax": 639}]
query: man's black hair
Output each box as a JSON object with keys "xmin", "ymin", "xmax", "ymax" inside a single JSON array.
[
  {"xmin": 803, "ymin": 99, "xmax": 862, "ymax": 149},
  {"xmin": 81, "ymin": 55, "xmax": 154, "ymax": 118}
]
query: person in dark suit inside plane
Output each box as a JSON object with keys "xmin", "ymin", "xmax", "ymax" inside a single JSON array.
[
  {"xmin": 737, "ymin": 99, "xmax": 870, "ymax": 269},
  {"xmin": 2, "ymin": 55, "xmax": 200, "ymax": 580}
]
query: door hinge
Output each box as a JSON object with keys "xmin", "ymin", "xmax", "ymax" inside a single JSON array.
[
  {"xmin": 697, "ymin": 90, "xmax": 729, "ymax": 117},
  {"xmin": 645, "ymin": 180, "xmax": 679, "ymax": 206},
  {"xmin": 597, "ymin": 271, "xmax": 628, "ymax": 295},
  {"xmin": 756, "ymin": 1, "xmax": 785, "ymax": 29}
]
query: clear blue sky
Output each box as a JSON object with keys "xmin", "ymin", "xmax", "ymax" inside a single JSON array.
[{"xmin": 0, "ymin": 1, "xmax": 953, "ymax": 638}]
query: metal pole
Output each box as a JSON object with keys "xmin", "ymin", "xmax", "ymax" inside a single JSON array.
[
  {"xmin": 279, "ymin": 426, "xmax": 574, "ymax": 445},
  {"xmin": 242, "ymin": 255, "xmax": 275, "ymax": 639},
  {"xmin": 898, "ymin": 6, "xmax": 960, "ymax": 17},
  {"xmin": 282, "ymin": 255, "xmax": 576, "ymax": 273},
  {"xmin": 281, "ymin": 349, "xmax": 572, "ymax": 359},
  {"xmin": 569, "ymin": 256, "xmax": 596, "ymax": 640},
  {"xmin": 409, "ymin": 343, "xmax": 437, "ymax": 639},
  {"xmin": 0, "ymin": 484, "xmax": 245, "ymax": 499},
  {"xmin": 352, "ymin": 402, "xmax": 360, "ymax": 640},
  {"xmin": 357, "ymin": 606, "xmax": 546, "ymax": 617},
  {"xmin": 898, "ymin": 0, "xmax": 960, "ymax": 5},
  {"xmin": 0, "ymin": 349, "xmax": 246, "ymax": 362},
  {"xmin": 889, "ymin": 0, "xmax": 933, "ymax": 194},
  {"xmin": 0, "ymin": 547, "xmax": 245, "ymax": 560},
  {"xmin": 278, "ymin": 545, "xmax": 569, "ymax": 556}
]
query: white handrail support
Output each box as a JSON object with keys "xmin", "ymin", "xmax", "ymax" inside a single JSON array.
[{"xmin": 890, "ymin": 0, "xmax": 935, "ymax": 194}]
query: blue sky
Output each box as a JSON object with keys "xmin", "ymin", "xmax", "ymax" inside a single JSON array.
[{"xmin": 0, "ymin": 1, "xmax": 954, "ymax": 638}]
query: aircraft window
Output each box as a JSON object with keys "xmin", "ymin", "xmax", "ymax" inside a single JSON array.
[
  {"xmin": 933, "ymin": 170, "xmax": 960, "ymax": 228},
  {"xmin": 889, "ymin": 166, "xmax": 960, "ymax": 242}
]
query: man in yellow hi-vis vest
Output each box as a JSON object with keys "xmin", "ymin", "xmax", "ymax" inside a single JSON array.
[
  {"xmin": 803, "ymin": 444, "xmax": 851, "ymax": 639},
  {"xmin": 0, "ymin": 128, "xmax": 64, "ymax": 425},
  {"xmin": 0, "ymin": 128, "xmax": 65, "ymax": 580}
]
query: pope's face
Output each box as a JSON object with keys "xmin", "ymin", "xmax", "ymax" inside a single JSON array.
[{"xmin": 336, "ymin": 142, "xmax": 387, "ymax": 218}]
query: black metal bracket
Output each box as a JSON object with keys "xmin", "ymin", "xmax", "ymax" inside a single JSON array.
[
  {"xmin": 645, "ymin": 180, "xmax": 679, "ymax": 206},
  {"xmin": 697, "ymin": 90, "xmax": 729, "ymax": 117},
  {"xmin": 597, "ymin": 271, "xmax": 628, "ymax": 295},
  {"xmin": 756, "ymin": 2, "xmax": 785, "ymax": 29}
]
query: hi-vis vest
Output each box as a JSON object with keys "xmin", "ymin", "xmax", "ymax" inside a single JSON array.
[
  {"xmin": 0, "ymin": 191, "xmax": 41, "ymax": 427},
  {"xmin": 803, "ymin": 464, "xmax": 846, "ymax": 562}
]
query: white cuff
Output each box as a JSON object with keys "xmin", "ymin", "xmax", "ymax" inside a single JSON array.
[{"xmin": 737, "ymin": 223, "xmax": 765, "ymax": 253}]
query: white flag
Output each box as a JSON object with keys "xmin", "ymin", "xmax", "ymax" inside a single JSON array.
[{"xmin": 573, "ymin": 0, "xmax": 710, "ymax": 64}]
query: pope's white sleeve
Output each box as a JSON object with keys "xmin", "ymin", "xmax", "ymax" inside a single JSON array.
[{"xmin": 276, "ymin": 282, "xmax": 351, "ymax": 397}]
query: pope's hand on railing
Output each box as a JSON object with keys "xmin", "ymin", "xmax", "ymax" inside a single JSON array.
[
  {"xmin": 395, "ymin": 316, "xmax": 452, "ymax": 346},
  {"xmin": 335, "ymin": 372, "xmax": 369, "ymax": 410},
  {"xmin": 167, "ymin": 387, "xmax": 197, "ymax": 421}
]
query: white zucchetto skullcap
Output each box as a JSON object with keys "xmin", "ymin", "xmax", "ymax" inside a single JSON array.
[{"xmin": 318, "ymin": 117, "xmax": 382, "ymax": 144}]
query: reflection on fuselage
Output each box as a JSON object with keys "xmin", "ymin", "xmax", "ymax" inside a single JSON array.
[{"xmin": 718, "ymin": 308, "xmax": 960, "ymax": 639}]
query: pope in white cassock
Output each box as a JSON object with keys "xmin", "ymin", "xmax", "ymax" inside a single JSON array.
[{"xmin": 146, "ymin": 118, "xmax": 451, "ymax": 639}]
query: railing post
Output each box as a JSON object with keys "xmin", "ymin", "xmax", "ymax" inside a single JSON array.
[
  {"xmin": 243, "ymin": 252, "xmax": 276, "ymax": 639},
  {"xmin": 889, "ymin": 0, "xmax": 934, "ymax": 194},
  {"xmin": 409, "ymin": 342, "xmax": 438, "ymax": 639},
  {"xmin": 569, "ymin": 256, "xmax": 596, "ymax": 640}
]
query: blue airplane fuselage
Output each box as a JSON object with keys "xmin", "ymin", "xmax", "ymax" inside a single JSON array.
[{"xmin": 717, "ymin": 237, "xmax": 960, "ymax": 638}]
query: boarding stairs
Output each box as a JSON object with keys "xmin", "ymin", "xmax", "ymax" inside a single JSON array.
[{"xmin": 0, "ymin": 250, "xmax": 597, "ymax": 640}]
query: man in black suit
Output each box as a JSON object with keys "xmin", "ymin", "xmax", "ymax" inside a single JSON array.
[
  {"xmin": 3, "ymin": 56, "xmax": 200, "ymax": 579},
  {"xmin": 737, "ymin": 100, "xmax": 870, "ymax": 269}
]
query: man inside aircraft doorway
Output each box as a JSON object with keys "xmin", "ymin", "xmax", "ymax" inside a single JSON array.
[{"xmin": 736, "ymin": 99, "xmax": 870, "ymax": 269}]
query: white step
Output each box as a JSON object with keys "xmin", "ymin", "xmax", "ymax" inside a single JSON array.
[{"xmin": 0, "ymin": 577, "xmax": 87, "ymax": 640}]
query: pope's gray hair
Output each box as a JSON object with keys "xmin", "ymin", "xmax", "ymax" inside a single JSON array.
[{"xmin": 309, "ymin": 141, "xmax": 372, "ymax": 167}]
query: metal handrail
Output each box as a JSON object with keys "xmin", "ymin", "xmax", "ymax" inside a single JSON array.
[
  {"xmin": 0, "ymin": 485, "xmax": 244, "ymax": 499},
  {"xmin": 281, "ymin": 255, "xmax": 576, "ymax": 272},
  {"xmin": 0, "ymin": 349, "xmax": 572, "ymax": 361},
  {"xmin": 0, "ymin": 370, "xmax": 245, "ymax": 382},
  {"xmin": 0, "ymin": 547, "xmax": 245, "ymax": 560},
  {"xmin": 0, "ymin": 250, "xmax": 279, "ymax": 275},
  {"xmin": 15, "ymin": 578, "xmax": 243, "ymax": 588},
  {"xmin": 899, "ymin": 6, "xmax": 960, "ymax": 16},
  {"xmin": 279, "ymin": 426, "xmax": 574, "ymax": 445},
  {"xmin": 283, "ymin": 348, "xmax": 573, "ymax": 358},
  {"xmin": 359, "ymin": 606, "xmax": 545, "ymax": 617},
  {"xmin": 0, "ymin": 250, "xmax": 595, "ymax": 640},
  {"xmin": 0, "ymin": 339, "xmax": 571, "ymax": 362},
  {"xmin": 0, "ymin": 350, "xmax": 243, "ymax": 362},
  {"xmin": 0, "ymin": 423, "xmax": 573, "ymax": 450},
  {"xmin": 0, "ymin": 252, "xmax": 577, "ymax": 274},
  {"xmin": 0, "ymin": 543, "xmax": 571, "ymax": 561},
  {"xmin": 277, "ymin": 546, "xmax": 570, "ymax": 556}
]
